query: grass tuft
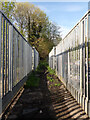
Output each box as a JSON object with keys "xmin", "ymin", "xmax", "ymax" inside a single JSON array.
[{"xmin": 25, "ymin": 71, "xmax": 40, "ymax": 88}]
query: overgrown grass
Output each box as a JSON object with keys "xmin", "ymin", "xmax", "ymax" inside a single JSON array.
[
  {"xmin": 46, "ymin": 64, "xmax": 61, "ymax": 87},
  {"xmin": 25, "ymin": 71, "xmax": 40, "ymax": 88},
  {"xmin": 25, "ymin": 60, "xmax": 60, "ymax": 88},
  {"xmin": 25, "ymin": 60, "xmax": 48, "ymax": 88}
]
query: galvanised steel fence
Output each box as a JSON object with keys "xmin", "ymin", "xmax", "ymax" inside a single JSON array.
[
  {"xmin": 49, "ymin": 10, "xmax": 90, "ymax": 117},
  {"xmin": 0, "ymin": 10, "xmax": 39, "ymax": 118},
  {"xmin": 32, "ymin": 47, "xmax": 39, "ymax": 70}
]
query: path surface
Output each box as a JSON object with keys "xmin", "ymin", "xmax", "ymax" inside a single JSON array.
[{"xmin": 2, "ymin": 69, "xmax": 89, "ymax": 120}]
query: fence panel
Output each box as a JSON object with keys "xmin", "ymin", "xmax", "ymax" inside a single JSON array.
[
  {"xmin": 32, "ymin": 47, "xmax": 39, "ymax": 70},
  {"xmin": 0, "ymin": 10, "xmax": 39, "ymax": 118},
  {"xmin": 49, "ymin": 11, "xmax": 90, "ymax": 117}
]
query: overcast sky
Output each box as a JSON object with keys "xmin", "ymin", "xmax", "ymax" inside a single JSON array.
[{"xmin": 16, "ymin": 1, "xmax": 89, "ymax": 38}]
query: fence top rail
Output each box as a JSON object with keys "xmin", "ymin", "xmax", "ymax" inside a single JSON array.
[
  {"xmin": 63, "ymin": 10, "xmax": 90, "ymax": 41},
  {"xmin": 0, "ymin": 9, "xmax": 32, "ymax": 48}
]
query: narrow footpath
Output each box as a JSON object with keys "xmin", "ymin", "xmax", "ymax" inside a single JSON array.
[{"xmin": 2, "ymin": 62, "xmax": 89, "ymax": 120}]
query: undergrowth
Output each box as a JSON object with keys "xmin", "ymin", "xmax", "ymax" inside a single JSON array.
[
  {"xmin": 25, "ymin": 71, "xmax": 40, "ymax": 88},
  {"xmin": 46, "ymin": 65, "xmax": 61, "ymax": 87},
  {"xmin": 25, "ymin": 60, "xmax": 61, "ymax": 88}
]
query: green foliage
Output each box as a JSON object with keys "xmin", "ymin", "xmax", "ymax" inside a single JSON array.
[
  {"xmin": 47, "ymin": 76, "xmax": 55, "ymax": 82},
  {"xmin": 25, "ymin": 60, "xmax": 48, "ymax": 88},
  {"xmin": 36, "ymin": 60, "xmax": 48, "ymax": 72},
  {"xmin": 14, "ymin": 2, "xmax": 62, "ymax": 59},
  {"xmin": 1, "ymin": 1, "xmax": 62, "ymax": 60},
  {"xmin": 54, "ymin": 83, "xmax": 61, "ymax": 87},
  {"xmin": 26, "ymin": 60, "xmax": 61, "ymax": 88},
  {"xmin": 47, "ymin": 66, "xmax": 56, "ymax": 75},
  {"xmin": 0, "ymin": 0, "xmax": 16, "ymax": 21},
  {"xmin": 35, "ymin": 38, "xmax": 54, "ymax": 60},
  {"xmin": 25, "ymin": 71, "xmax": 40, "ymax": 88}
]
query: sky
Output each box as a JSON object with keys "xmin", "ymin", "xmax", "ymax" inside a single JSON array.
[{"xmin": 16, "ymin": 1, "xmax": 89, "ymax": 38}]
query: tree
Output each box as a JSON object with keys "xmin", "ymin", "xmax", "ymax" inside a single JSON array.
[
  {"xmin": 0, "ymin": 0, "xmax": 15, "ymax": 21},
  {"xmin": 0, "ymin": 1, "xmax": 62, "ymax": 59},
  {"xmin": 47, "ymin": 22, "xmax": 62, "ymax": 45},
  {"xmin": 14, "ymin": 3, "xmax": 49, "ymax": 45},
  {"xmin": 14, "ymin": 2, "xmax": 62, "ymax": 59}
]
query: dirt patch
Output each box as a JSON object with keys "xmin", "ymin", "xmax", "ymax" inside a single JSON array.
[{"xmin": 2, "ymin": 67, "xmax": 89, "ymax": 120}]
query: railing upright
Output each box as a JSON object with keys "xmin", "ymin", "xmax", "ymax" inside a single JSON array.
[{"xmin": 0, "ymin": 12, "xmax": 2, "ymax": 118}]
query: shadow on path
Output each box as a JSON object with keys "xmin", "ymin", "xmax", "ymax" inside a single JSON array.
[{"xmin": 2, "ymin": 66, "xmax": 89, "ymax": 120}]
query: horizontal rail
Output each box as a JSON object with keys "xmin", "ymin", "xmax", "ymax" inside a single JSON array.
[{"xmin": 63, "ymin": 10, "xmax": 90, "ymax": 40}]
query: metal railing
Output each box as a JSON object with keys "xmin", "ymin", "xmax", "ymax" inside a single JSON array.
[
  {"xmin": 32, "ymin": 47, "xmax": 39, "ymax": 70},
  {"xmin": 49, "ymin": 10, "xmax": 90, "ymax": 117},
  {"xmin": 0, "ymin": 10, "xmax": 39, "ymax": 118}
]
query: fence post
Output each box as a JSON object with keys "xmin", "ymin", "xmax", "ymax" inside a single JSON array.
[
  {"xmin": 80, "ymin": 22, "xmax": 83, "ymax": 96},
  {"xmin": 25, "ymin": 43, "xmax": 28, "ymax": 76},
  {"xmin": 9, "ymin": 25, "xmax": 13, "ymax": 91},
  {"xmin": 68, "ymin": 51, "xmax": 70, "ymax": 86},
  {"xmin": 88, "ymin": 14, "xmax": 90, "ymax": 117},
  {"xmin": 34, "ymin": 48, "xmax": 36, "ymax": 70},
  {"xmin": 0, "ymin": 13, "xmax": 2, "ymax": 119}
]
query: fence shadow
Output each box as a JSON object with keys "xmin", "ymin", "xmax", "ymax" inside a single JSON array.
[
  {"xmin": 50, "ymin": 82, "xmax": 89, "ymax": 120},
  {"xmin": 2, "ymin": 69, "xmax": 89, "ymax": 120}
]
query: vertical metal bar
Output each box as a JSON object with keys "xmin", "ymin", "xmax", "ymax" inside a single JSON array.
[
  {"xmin": 9, "ymin": 25, "xmax": 13, "ymax": 91},
  {"xmin": 5, "ymin": 20, "xmax": 7, "ymax": 94},
  {"xmin": 25, "ymin": 42, "xmax": 27, "ymax": 76},
  {"xmin": 24, "ymin": 41, "xmax": 25, "ymax": 75},
  {"xmin": 17, "ymin": 34, "xmax": 19, "ymax": 83},
  {"xmin": 68, "ymin": 51, "xmax": 70, "ymax": 84},
  {"xmin": 0, "ymin": 13, "xmax": 2, "ymax": 118},
  {"xmin": 14, "ymin": 31, "xmax": 17, "ymax": 87},
  {"xmin": 21, "ymin": 39, "xmax": 23, "ymax": 79},
  {"xmin": 16, "ymin": 33, "xmax": 18, "ymax": 84},
  {"xmin": 88, "ymin": 14, "xmax": 90, "ymax": 100},
  {"xmin": 8, "ymin": 23, "xmax": 9, "ymax": 91},
  {"xmin": 18, "ymin": 35, "xmax": 20, "ymax": 82},
  {"xmin": 83, "ymin": 19, "xmax": 85, "ymax": 96},
  {"xmin": 2, "ymin": 17, "xmax": 5, "ymax": 97},
  {"xmin": 20, "ymin": 37, "xmax": 22, "ymax": 80},
  {"xmin": 19, "ymin": 35, "xmax": 21, "ymax": 81},
  {"xmin": 85, "ymin": 17, "xmax": 88, "ymax": 98},
  {"xmin": 80, "ymin": 21, "xmax": 83, "ymax": 96},
  {"xmin": 34, "ymin": 48, "xmax": 36, "ymax": 70},
  {"xmin": 31, "ymin": 47, "xmax": 32, "ymax": 72},
  {"xmin": 86, "ymin": 15, "xmax": 89, "ymax": 101},
  {"xmin": 11, "ymin": 26, "xmax": 13, "ymax": 89},
  {"xmin": 87, "ymin": 14, "xmax": 90, "ymax": 118},
  {"xmin": 8, "ymin": 25, "xmax": 11, "ymax": 91}
]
